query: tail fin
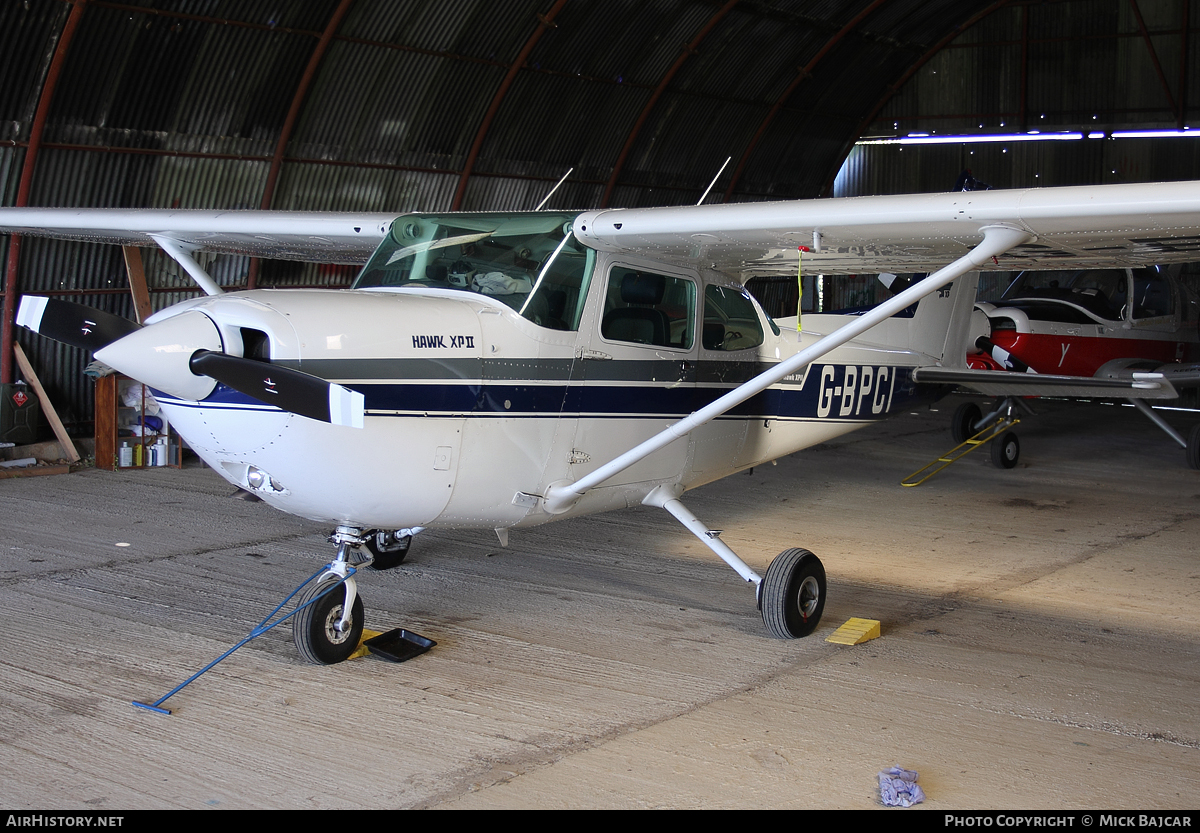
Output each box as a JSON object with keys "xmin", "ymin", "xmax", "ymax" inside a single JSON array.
[{"xmin": 908, "ymin": 272, "xmax": 979, "ymax": 368}]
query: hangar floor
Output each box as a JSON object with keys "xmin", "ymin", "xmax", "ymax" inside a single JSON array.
[{"xmin": 0, "ymin": 396, "xmax": 1197, "ymax": 810}]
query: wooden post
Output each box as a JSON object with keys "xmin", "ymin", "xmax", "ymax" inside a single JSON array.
[
  {"xmin": 123, "ymin": 246, "xmax": 152, "ymax": 324},
  {"xmin": 12, "ymin": 342, "xmax": 81, "ymax": 463}
]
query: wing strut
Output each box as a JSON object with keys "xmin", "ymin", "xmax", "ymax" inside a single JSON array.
[
  {"xmin": 150, "ymin": 234, "xmax": 223, "ymax": 296},
  {"xmin": 542, "ymin": 224, "xmax": 1034, "ymax": 515}
]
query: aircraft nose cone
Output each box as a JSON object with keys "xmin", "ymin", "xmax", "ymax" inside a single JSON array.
[{"xmin": 95, "ymin": 310, "xmax": 223, "ymax": 401}]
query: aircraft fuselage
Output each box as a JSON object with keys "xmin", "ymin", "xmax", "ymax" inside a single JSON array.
[{"xmin": 148, "ymin": 281, "xmax": 936, "ymax": 531}]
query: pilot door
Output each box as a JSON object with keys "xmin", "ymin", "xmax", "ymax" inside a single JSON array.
[{"xmin": 565, "ymin": 261, "xmax": 699, "ymax": 489}]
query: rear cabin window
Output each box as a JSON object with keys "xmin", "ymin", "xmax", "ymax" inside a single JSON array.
[
  {"xmin": 600, "ymin": 268, "xmax": 695, "ymax": 350},
  {"xmin": 1132, "ymin": 269, "xmax": 1176, "ymax": 319},
  {"xmin": 703, "ymin": 284, "xmax": 765, "ymax": 351}
]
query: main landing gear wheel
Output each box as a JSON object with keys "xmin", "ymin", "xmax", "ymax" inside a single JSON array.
[
  {"xmin": 951, "ymin": 402, "xmax": 983, "ymax": 444},
  {"xmin": 759, "ymin": 548, "xmax": 826, "ymax": 639},
  {"xmin": 991, "ymin": 430, "xmax": 1020, "ymax": 469},
  {"xmin": 364, "ymin": 529, "xmax": 412, "ymax": 570},
  {"xmin": 1187, "ymin": 424, "xmax": 1200, "ymax": 470},
  {"xmin": 292, "ymin": 578, "xmax": 364, "ymax": 665}
]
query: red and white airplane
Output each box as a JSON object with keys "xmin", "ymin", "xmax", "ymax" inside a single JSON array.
[
  {"xmin": 971, "ymin": 266, "xmax": 1200, "ymax": 375},
  {"xmin": 931, "ymin": 265, "xmax": 1200, "ymax": 466}
]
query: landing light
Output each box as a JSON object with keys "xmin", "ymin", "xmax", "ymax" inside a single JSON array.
[{"xmin": 247, "ymin": 466, "xmax": 284, "ymax": 493}]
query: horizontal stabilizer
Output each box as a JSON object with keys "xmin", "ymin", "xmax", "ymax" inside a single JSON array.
[{"xmin": 912, "ymin": 367, "xmax": 1180, "ymax": 400}]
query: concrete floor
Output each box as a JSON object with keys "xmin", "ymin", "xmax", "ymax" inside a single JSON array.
[{"xmin": 0, "ymin": 397, "xmax": 1197, "ymax": 809}]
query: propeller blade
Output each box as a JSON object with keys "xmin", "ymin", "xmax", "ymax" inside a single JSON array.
[
  {"xmin": 17, "ymin": 296, "xmax": 141, "ymax": 351},
  {"xmin": 975, "ymin": 335, "xmax": 1037, "ymax": 374},
  {"xmin": 188, "ymin": 351, "xmax": 364, "ymax": 428}
]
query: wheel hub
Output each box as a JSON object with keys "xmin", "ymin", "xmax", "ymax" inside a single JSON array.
[
  {"xmin": 323, "ymin": 604, "xmax": 354, "ymax": 644},
  {"xmin": 796, "ymin": 575, "xmax": 820, "ymax": 619}
]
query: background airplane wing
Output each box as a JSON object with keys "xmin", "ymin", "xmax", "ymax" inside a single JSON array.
[
  {"xmin": 0, "ymin": 208, "xmax": 397, "ymax": 264},
  {"xmin": 572, "ymin": 180, "xmax": 1200, "ymax": 276}
]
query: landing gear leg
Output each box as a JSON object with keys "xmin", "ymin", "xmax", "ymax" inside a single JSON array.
[
  {"xmin": 1127, "ymin": 398, "xmax": 1196, "ymax": 468},
  {"xmin": 363, "ymin": 527, "xmax": 423, "ymax": 570},
  {"xmin": 292, "ymin": 526, "xmax": 367, "ymax": 664},
  {"xmin": 642, "ymin": 484, "xmax": 827, "ymax": 639}
]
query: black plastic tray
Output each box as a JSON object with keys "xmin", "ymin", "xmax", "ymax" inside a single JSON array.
[{"xmin": 364, "ymin": 628, "xmax": 436, "ymax": 663}]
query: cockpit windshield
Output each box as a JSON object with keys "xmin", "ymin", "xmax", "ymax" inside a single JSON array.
[{"xmin": 353, "ymin": 211, "xmax": 595, "ymax": 331}]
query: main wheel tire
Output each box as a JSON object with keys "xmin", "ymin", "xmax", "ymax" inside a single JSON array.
[
  {"xmin": 292, "ymin": 578, "xmax": 364, "ymax": 665},
  {"xmin": 991, "ymin": 430, "xmax": 1020, "ymax": 469},
  {"xmin": 951, "ymin": 402, "xmax": 983, "ymax": 444},
  {"xmin": 1187, "ymin": 424, "xmax": 1200, "ymax": 470},
  {"xmin": 365, "ymin": 530, "xmax": 412, "ymax": 570},
  {"xmin": 760, "ymin": 548, "xmax": 826, "ymax": 639}
]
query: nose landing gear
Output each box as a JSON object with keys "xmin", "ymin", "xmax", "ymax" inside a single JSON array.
[
  {"xmin": 292, "ymin": 572, "xmax": 364, "ymax": 665},
  {"xmin": 292, "ymin": 526, "xmax": 367, "ymax": 665},
  {"xmin": 291, "ymin": 525, "xmax": 426, "ymax": 663}
]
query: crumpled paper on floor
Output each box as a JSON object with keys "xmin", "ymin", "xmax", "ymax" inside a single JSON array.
[{"xmin": 878, "ymin": 766, "xmax": 925, "ymax": 807}]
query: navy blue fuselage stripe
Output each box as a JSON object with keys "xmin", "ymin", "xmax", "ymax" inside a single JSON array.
[{"xmin": 186, "ymin": 364, "xmax": 934, "ymax": 420}]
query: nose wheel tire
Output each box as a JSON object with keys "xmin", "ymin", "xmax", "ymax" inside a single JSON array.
[
  {"xmin": 760, "ymin": 548, "xmax": 826, "ymax": 639},
  {"xmin": 293, "ymin": 578, "xmax": 364, "ymax": 665},
  {"xmin": 991, "ymin": 431, "xmax": 1020, "ymax": 469}
]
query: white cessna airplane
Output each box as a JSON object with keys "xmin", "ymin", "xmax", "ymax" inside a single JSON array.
[{"xmin": 5, "ymin": 180, "xmax": 1200, "ymax": 663}]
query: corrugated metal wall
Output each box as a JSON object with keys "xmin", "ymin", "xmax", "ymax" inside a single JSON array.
[{"xmin": 837, "ymin": 0, "xmax": 1200, "ymax": 197}]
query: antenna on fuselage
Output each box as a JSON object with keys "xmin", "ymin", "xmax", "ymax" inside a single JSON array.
[
  {"xmin": 697, "ymin": 157, "xmax": 732, "ymax": 206},
  {"xmin": 535, "ymin": 167, "xmax": 574, "ymax": 211}
]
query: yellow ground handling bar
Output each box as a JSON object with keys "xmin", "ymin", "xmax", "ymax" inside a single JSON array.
[{"xmin": 901, "ymin": 417, "xmax": 1021, "ymax": 487}]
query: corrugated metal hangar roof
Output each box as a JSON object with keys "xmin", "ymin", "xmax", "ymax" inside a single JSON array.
[{"xmin": 5, "ymin": 0, "xmax": 1200, "ymax": 425}]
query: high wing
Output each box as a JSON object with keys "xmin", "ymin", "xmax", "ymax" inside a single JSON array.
[
  {"xmin": 573, "ymin": 180, "xmax": 1200, "ymax": 276},
  {"xmin": 5, "ymin": 181, "xmax": 1200, "ymax": 277},
  {"xmin": 0, "ymin": 208, "xmax": 396, "ymax": 264}
]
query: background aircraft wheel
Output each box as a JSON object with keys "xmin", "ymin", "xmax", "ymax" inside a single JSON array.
[
  {"xmin": 1188, "ymin": 424, "xmax": 1200, "ymax": 470},
  {"xmin": 760, "ymin": 548, "xmax": 826, "ymax": 639},
  {"xmin": 991, "ymin": 431, "xmax": 1020, "ymax": 469},
  {"xmin": 292, "ymin": 578, "xmax": 364, "ymax": 664},
  {"xmin": 365, "ymin": 530, "xmax": 412, "ymax": 570},
  {"xmin": 951, "ymin": 402, "xmax": 982, "ymax": 444}
]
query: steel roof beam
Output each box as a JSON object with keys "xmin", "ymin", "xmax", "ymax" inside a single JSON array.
[
  {"xmin": 451, "ymin": 0, "xmax": 569, "ymax": 211},
  {"xmin": 600, "ymin": 1, "xmax": 739, "ymax": 209},
  {"xmin": 722, "ymin": 0, "xmax": 892, "ymax": 204},
  {"xmin": 2, "ymin": 0, "xmax": 88, "ymax": 386},
  {"xmin": 823, "ymin": 0, "xmax": 1014, "ymax": 197},
  {"xmin": 250, "ymin": 0, "xmax": 356, "ymax": 289}
]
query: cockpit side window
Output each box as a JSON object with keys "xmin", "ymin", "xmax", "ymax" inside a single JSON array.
[
  {"xmin": 703, "ymin": 284, "xmax": 765, "ymax": 351},
  {"xmin": 1002, "ymin": 268, "xmax": 1126, "ymax": 321},
  {"xmin": 600, "ymin": 267, "xmax": 695, "ymax": 350},
  {"xmin": 352, "ymin": 212, "xmax": 594, "ymax": 331},
  {"xmin": 1132, "ymin": 268, "xmax": 1176, "ymax": 319}
]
